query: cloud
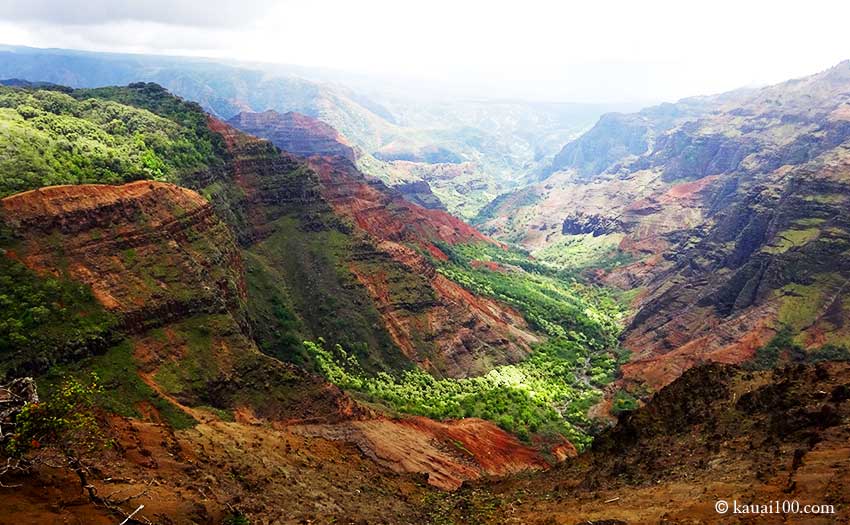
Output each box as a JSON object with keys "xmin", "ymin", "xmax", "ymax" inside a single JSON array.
[
  {"xmin": 1, "ymin": 0, "xmax": 848, "ymax": 103},
  {"xmin": 0, "ymin": 0, "xmax": 274, "ymax": 27}
]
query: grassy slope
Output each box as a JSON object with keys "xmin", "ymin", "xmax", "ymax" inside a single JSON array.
[
  {"xmin": 0, "ymin": 249, "xmax": 118, "ymax": 379},
  {"xmin": 244, "ymin": 215, "xmax": 411, "ymax": 372},
  {"xmin": 0, "ymin": 84, "xmax": 321, "ymax": 429}
]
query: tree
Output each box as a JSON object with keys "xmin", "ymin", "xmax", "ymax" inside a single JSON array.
[{"xmin": 1, "ymin": 374, "xmax": 109, "ymax": 497}]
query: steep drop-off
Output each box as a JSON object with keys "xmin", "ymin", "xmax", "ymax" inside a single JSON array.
[
  {"xmin": 0, "ymin": 181, "xmax": 356, "ymax": 424},
  {"xmin": 203, "ymin": 112, "xmax": 540, "ymax": 378},
  {"xmin": 0, "ymin": 83, "xmax": 572, "ymax": 521},
  {"xmin": 434, "ymin": 361, "xmax": 850, "ymax": 524},
  {"xmin": 226, "ymin": 110, "xmax": 357, "ymax": 162},
  {"xmin": 0, "ymin": 162, "xmax": 551, "ymax": 525}
]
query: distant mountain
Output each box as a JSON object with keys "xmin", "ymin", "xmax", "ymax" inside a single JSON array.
[
  {"xmin": 227, "ymin": 110, "xmax": 357, "ymax": 161},
  {"xmin": 479, "ymin": 60, "xmax": 850, "ymax": 389},
  {"xmin": 0, "ymin": 45, "xmax": 626, "ymax": 217},
  {"xmin": 226, "ymin": 109, "xmax": 447, "ymax": 210},
  {"xmin": 0, "ymin": 77, "xmax": 67, "ymax": 89}
]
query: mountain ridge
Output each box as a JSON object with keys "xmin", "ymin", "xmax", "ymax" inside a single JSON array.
[{"xmin": 479, "ymin": 59, "xmax": 850, "ymax": 390}]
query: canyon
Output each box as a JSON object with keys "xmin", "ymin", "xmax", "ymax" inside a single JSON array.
[{"xmin": 0, "ymin": 54, "xmax": 849, "ymax": 525}]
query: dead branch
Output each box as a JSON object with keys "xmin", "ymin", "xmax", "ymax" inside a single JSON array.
[{"xmin": 119, "ymin": 505, "xmax": 145, "ymax": 525}]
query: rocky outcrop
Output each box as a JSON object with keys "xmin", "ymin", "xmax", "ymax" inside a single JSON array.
[
  {"xmin": 2, "ymin": 182, "xmax": 247, "ymax": 332},
  {"xmin": 309, "ymin": 156, "xmax": 489, "ymax": 247},
  {"xmin": 199, "ymin": 118, "xmax": 538, "ymax": 378},
  {"xmin": 546, "ymin": 99, "xmax": 714, "ymax": 178},
  {"xmin": 1, "ymin": 180, "xmax": 362, "ymax": 425},
  {"xmin": 548, "ymin": 112, "xmax": 651, "ymax": 178},
  {"xmin": 393, "ymin": 180, "xmax": 447, "ymax": 210},
  {"xmin": 454, "ymin": 362, "xmax": 850, "ymax": 524},
  {"xmin": 642, "ymin": 129, "xmax": 759, "ymax": 182},
  {"xmin": 561, "ymin": 212, "xmax": 622, "ymax": 236}
]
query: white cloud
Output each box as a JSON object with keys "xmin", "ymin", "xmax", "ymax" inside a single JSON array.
[
  {"xmin": 0, "ymin": 0, "xmax": 274, "ymax": 27},
  {"xmin": 1, "ymin": 0, "xmax": 848, "ymax": 102}
]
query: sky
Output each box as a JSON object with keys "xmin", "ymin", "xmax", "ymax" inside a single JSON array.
[{"xmin": 0, "ymin": 0, "xmax": 848, "ymax": 103}]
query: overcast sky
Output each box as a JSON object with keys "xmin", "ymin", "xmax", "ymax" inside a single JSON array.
[{"xmin": 0, "ymin": 0, "xmax": 848, "ymax": 103}]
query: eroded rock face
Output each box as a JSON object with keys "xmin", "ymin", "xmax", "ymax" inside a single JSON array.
[
  {"xmin": 561, "ymin": 212, "xmax": 622, "ymax": 236},
  {"xmin": 308, "ymin": 155, "xmax": 538, "ymax": 377},
  {"xmin": 198, "ymin": 118, "xmax": 539, "ymax": 378},
  {"xmin": 2, "ymin": 182, "xmax": 247, "ymax": 332},
  {"xmin": 393, "ymin": 180, "xmax": 447, "ymax": 211},
  {"xmin": 548, "ymin": 112, "xmax": 652, "ymax": 179},
  {"xmin": 0, "ymin": 86, "xmax": 564, "ymax": 523},
  {"xmin": 292, "ymin": 416, "xmax": 549, "ymax": 490},
  {"xmin": 227, "ymin": 110, "xmax": 356, "ymax": 161},
  {"xmin": 1, "ymin": 180, "xmax": 359, "ymax": 423},
  {"xmin": 309, "ymin": 156, "xmax": 489, "ymax": 247},
  {"xmin": 622, "ymin": 156, "xmax": 850, "ymax": 389},
  {"xmin": 452, "ymin": 362, "xmax": 850, "ymax": 524}
]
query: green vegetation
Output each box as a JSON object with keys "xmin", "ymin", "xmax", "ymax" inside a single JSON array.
[
  {"xmin": 611, "ymin": 389, "xmax": 639, "ymax": 415},
  {"xmin": 745, "ymin": 326, "xmax": 850, "ymax": 370},
  {"xmin": 434, "ymin": 242, "xmax": 623, "ymax": 348},
  {"xmin": 762, "ymin": 227, "xmax": 821, "ymax": 254},
  {"xmin": 533, "ymin": 233, "xmax": 633, "ymax": 271},
  {"xmin": 2, "ymin": 375, "xmax": 116, "ymax": 503},
  {"xmin": 803, "ymin": 193, "xmax": 847, "ymax": 205},
  {"xmin": 75, "ymin": 82, "xmax": 225, "ymax": 153},
  {"xmin": 306, "ymin": 241, "xmax": 627, "ymax": 448},
  {"xmin": 306, "ymin": 337, "xmax": 613, "ymax": 448},
  {"xmin": 152, "ymin": 317, "xmax": 222, "ymax": 398},
  {"xmin": 809, "ymin": 344, "xmax": 850, "ymax": 362},
  {"xmin": 744, "ymin": 327, "xmax": 802, "ymax": 370},
  {"xmin": 0, "ymin": 253, "xmax": 118, "ymax": 380},
  {"xmin": 0, "ymin": 82, "xmax": 629, "ymax": 452},
  {"xmin": 42, "ymin": 340, "xmax": 196, "ymax": 429},
  {"xmin": 246, "ymin": 215, "xmax": 412, "ymax": 373},
  {"xmin": 223, "ymin": 512, "xmax": 252, "ymax": 525},
  {"xmin": 0, "ymin": 83, "xmax": 223, "ymax": 197},
  {"xmin": 777, "ymin": 273, "xmax": 845, "ymax": 338},
  {"xmin": 4, "ymin": 373, "xmax": 107, "ymax": 458}
]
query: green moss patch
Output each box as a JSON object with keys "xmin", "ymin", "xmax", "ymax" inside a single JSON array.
[
  {"xmin": 532, "ymin": 233, "xmax": 632, "ymax": 271},
  {"xmin": 762, "ymin": 227, "xmax": 821, "ymax": 254},
  {"xmin": 0, "ymin": 252, "xmax": 118, "ymax": 380}
]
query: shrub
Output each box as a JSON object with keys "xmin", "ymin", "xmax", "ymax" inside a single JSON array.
[
  {"xmin": 3, "ymin": 374, "xmax": 110, "ymax": 480},
  {"xmin": 611, "ymin": 389, "xmax": 639, "ymax": 415},
  {"xmin": 223, "ymin": 512, "xmax": 251, "ymax": 525}
]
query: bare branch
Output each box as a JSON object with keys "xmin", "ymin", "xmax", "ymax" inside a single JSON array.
[{"xmin": 119, "ymin": 504, "xmax": 145, "ymax": 525}]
